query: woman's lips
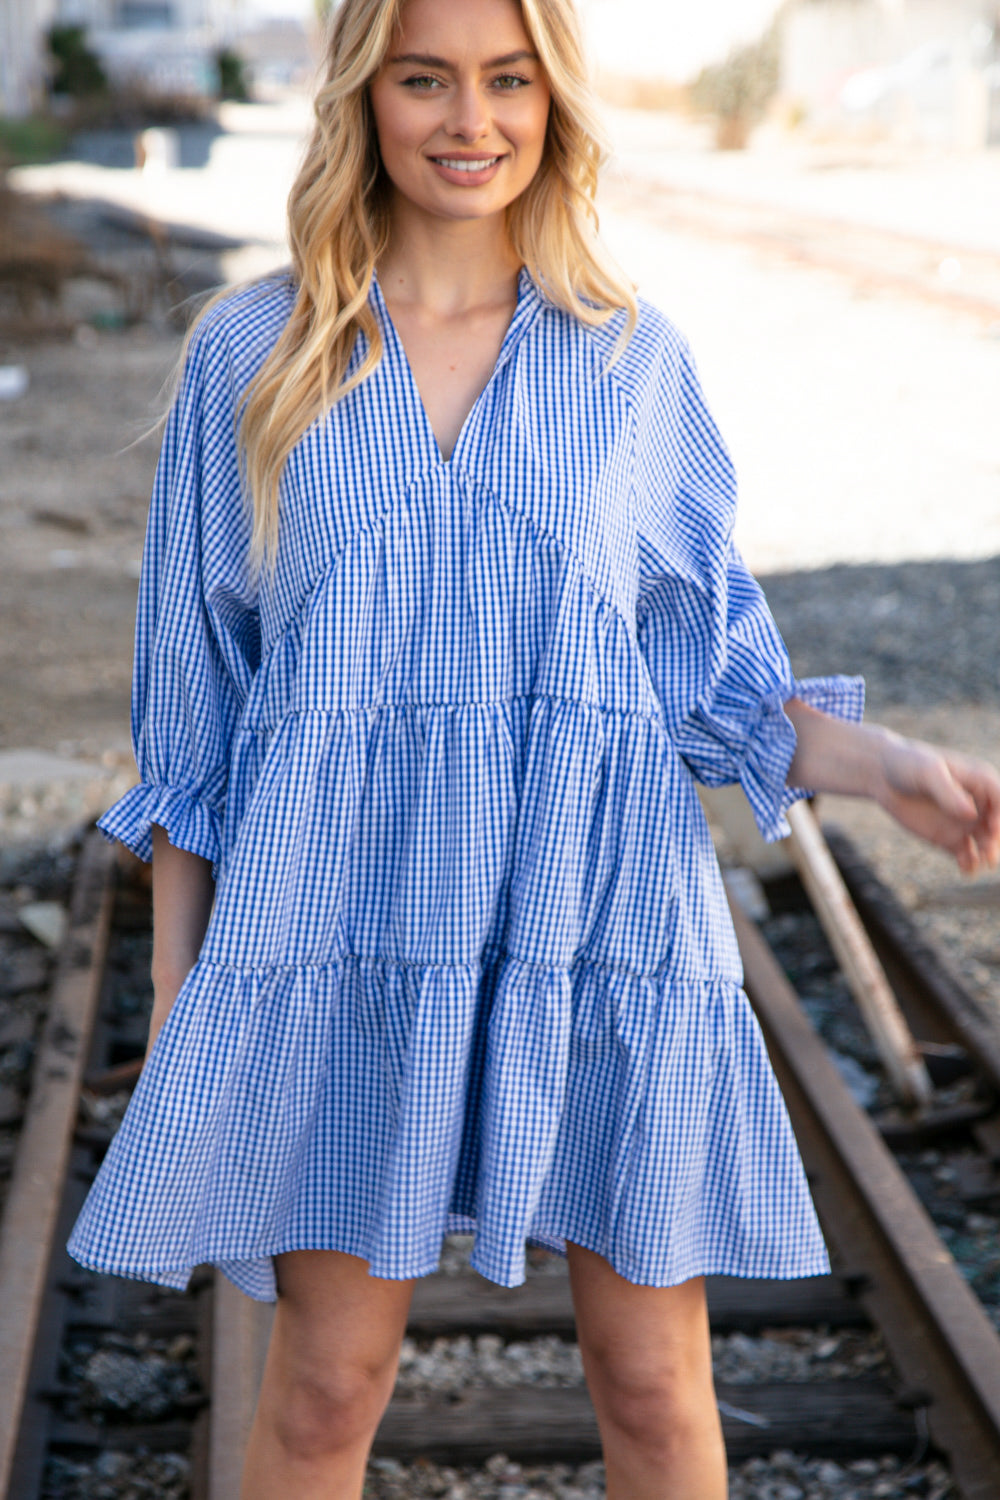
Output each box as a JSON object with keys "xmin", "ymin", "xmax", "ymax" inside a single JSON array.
[{"xmin": 428, "ymin": 154, "xmax": 504, "ymax": 185}]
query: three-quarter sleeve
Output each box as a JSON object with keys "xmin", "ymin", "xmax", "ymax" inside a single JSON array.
[
  {"xmin": 98, "ymin": 315, "xmax": 260, "ymax": 868},
  {"xmin": 633, "ymin": 327, "xmax": 864, "ymax": 843}
]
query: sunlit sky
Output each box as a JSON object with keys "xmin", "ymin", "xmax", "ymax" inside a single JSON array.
[
  {"xmin": 583, "ymin": 0, "xmax": 784, "ymax": 80},
  {"xmin": 244, "ymin": 0, "xmax": 784, "ymax": 81}
]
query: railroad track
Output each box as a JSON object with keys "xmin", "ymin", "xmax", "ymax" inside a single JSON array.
[{"xmin": 1, "ymin": 823, "xmax": 999, "ymax": 1498}]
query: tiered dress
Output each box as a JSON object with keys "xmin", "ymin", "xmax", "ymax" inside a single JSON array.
[{"xmin": 68, "ymin": 269, "xmax": 864, "ymax": 1301}]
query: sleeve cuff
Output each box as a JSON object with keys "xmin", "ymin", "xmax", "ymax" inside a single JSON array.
[
  {"xmin": 97, "ymin": 782, "xmax": 222, "ymax": 866},
  {"xmin": 742, "ymin": 674, "xmax": 866, "ymax": 843}
]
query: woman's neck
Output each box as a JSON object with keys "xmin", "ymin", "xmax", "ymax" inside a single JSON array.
[{"xmin": 377, "ymin": 197, "xmax": 522, "ymax": 317}]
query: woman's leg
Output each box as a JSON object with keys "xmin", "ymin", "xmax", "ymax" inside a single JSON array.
[
  {"xmin": 567, "ymin": 1242, "xmax": 727, "ymax": 1500},
  {"xmin": 240, "ymin": 1250, "xmax": 415, "ymax": 1500}
]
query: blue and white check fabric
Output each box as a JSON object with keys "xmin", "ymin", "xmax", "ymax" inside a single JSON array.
[{"xmin": 69, "ymin": 270, "xmax": 864, "ymax": 1300}]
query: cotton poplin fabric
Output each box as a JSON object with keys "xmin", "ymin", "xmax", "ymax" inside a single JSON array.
[{"xmin": 69, "ymin": 270, "xmax": 864, "ymax": 1300}]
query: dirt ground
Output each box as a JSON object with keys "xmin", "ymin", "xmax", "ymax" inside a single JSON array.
[{"xmin": 0, "ymin": 322, "xmax": 177, "ymax": 760}]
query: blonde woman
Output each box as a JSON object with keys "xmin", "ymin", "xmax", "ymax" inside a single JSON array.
[{"xmin": 70, "ymin": 0, "xmax": 1000, "ymax": 1495}]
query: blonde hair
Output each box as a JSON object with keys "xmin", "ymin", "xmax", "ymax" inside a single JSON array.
[{"xmin": 239, "ymin": 0, "xmax": 637, "ymax": 568}]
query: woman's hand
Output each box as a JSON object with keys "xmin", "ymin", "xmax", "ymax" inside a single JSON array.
[
  {"xmin": 873, "ymin": 734, "xmax": 1000, "ymax": 875},
  {"xmin": 785, "ymin": 700, "xmax": 1000, "ymax": 875}
]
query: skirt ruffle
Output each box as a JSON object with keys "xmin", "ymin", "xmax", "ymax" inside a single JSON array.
[{"xmin": 68, "ymin": 950, "xmax": 829, "ymax": 1301}]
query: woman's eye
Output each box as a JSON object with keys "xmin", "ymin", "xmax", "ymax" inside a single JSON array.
[{"xmin": 400, "ymin": 70, "xmax": 530, "ymax": 93}]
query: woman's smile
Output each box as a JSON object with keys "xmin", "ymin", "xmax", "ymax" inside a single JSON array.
[{"xmin": 427, "ymin": 152, "xmax": 505, "ymax": 184}]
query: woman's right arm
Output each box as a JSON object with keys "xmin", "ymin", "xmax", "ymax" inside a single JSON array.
[
  {"xmin": 96, "ymin": 311, "xmax": 260, "ymax": 1060},
  {"xmin": 148, "ymin": 824, "xmax": 215, "ymax": 1059}
]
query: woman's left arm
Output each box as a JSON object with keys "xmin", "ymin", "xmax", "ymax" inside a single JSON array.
[{"xmin": 785, "ymin": 698, "xmax": 1000, "ymax": 875}]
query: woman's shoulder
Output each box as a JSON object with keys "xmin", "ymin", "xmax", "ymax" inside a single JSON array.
[
  {"xmin": 585, "ymin": 294, "xmax": 693, "ymax": 398},
  {"xmin": 184, "ymin": 271, "xmax": 298, "ymax": 386}
]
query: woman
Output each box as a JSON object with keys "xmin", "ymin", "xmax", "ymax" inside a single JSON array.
[{"xmin": 69, "ymin": 1, "xmax": 1000, "ymax": 1495}]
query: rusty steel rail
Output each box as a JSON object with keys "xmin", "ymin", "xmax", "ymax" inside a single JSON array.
[
  {"xmin": 785, "ymin": 802, "xmax": 934, "ymax": 1106},
  {"xmin": 729, "ymin": 886, "xmax": 1000, "ymax": 1500},
  {"xmin": 0, "ymin": 832, "xmax": 117, "ymax": 1498},
  {"xmin": 824, "ymin": 826, "xmax": 1000, "ymax": 1095},
  {"xmin": 207, "ymin": 1279, "xmax": 273, "ymax": 1500}
]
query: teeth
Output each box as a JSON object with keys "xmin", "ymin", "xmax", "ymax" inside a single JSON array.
[{"xmin": 435, "ymin": 157, "xmax": 499, "ymax": 172}]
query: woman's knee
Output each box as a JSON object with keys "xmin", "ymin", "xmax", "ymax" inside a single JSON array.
[
  {"xmin": 270, "ymin": 1357, "xmax": 395, "ymax": 1462},
  {"xmin": 593, "ymin": 1358, "xmax": 716, "ymax": 1457},
  {"xmin": 582, "ymin": 1332, "xmax": 715, "ymax": 1438}
]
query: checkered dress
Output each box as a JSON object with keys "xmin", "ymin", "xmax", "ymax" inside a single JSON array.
[{"xmin": 68, "ymin": 270, "xmax": 863, "ymax": 1300}]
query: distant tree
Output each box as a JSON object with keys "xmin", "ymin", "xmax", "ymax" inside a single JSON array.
[
  {"xmin": 47, "ymin": 25, "xmax": 107, "ymax": 99},
  {"xmin": 691, "ymin": 23, "xmax": 781, "ymax": 148},
  {"xmin": 216, "ymin": 48, "xmax": 251, "ymax": 102}
]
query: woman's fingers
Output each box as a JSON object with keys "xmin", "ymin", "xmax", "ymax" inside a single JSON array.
[
  {"xmin": 879, "ymin": 740, "xmax": 1000, "ymax": 871},
  {"xmin": 956, "ymin": 832, "xmax": 979, "ymax": 877},
  {"xmin": 924, "ymin": 756, "xmax": 979, "ymax": 823},
  {"xmin": 949, "ymin": 759, "xmax": 1000, "ymax": 864}
]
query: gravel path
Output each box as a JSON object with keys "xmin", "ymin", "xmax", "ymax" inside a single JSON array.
[{"xmin": 362, "ymin": 1453, "xmax": 957, "ymax": 1499}]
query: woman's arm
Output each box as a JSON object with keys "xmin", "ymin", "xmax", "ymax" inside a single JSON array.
[
  {"xmin": 148, "ymin": 824, "xmax": 215, "ymax": 1058},
  {"xmin": 785, "ymin": 699, "xmax": 1000, "ymax": 875}
]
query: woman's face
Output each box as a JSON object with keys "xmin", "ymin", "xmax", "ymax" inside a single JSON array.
[{"xmin": 369, "ymin": 0, "xmax": 551, "ymax": 227}]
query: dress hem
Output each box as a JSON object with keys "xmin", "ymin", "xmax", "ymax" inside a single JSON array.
[{"xmin": 67, "ymin": 1234, "xmax": 832, "ymax": 1305}]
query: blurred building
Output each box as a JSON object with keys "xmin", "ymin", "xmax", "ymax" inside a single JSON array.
[
  {"xmin": 1, "ymin": 0, "xmax": 250, "ymax": 116},
  {"xmin": 1, "ymin": 0, "xmax": 51, "ymax": 116},
  {"xmin": 783, "ymin": 0, "xmax": 1000, "ymax": 146}
]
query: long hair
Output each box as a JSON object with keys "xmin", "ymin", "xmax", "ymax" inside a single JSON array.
[{"xmin": 239, "ymin": 0, "xmax": 637, "ymax": 569}]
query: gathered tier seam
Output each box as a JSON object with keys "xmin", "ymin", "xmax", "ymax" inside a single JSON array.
[
  {"xmin": 192, "ymin": 943, "xmax": 734, "ymax": 985},
  {"xmin": 237, "ymin": 691, "xmax": 666, "ymax": 736}
]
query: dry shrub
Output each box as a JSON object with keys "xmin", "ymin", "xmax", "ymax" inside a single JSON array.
[{"xmin": 0, "ymin": 171, "xmax": 124, "ymax": 330}]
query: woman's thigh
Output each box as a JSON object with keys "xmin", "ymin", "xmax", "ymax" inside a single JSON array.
[
  {"xmin": 266, "ymin": 1249, "xmax": 416, "ymax": 1390},
  {"xmin": 566, "ymin": 1242, "xmax": 715, "ymax": 1401}
]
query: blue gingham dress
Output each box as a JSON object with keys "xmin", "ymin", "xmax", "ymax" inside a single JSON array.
[{"xmin": 69, "ymin": 269, "xmax": 864, "ymax": 1301}]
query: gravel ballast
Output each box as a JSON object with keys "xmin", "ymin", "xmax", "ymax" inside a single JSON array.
[{"xmin": 360, "ymin": 1452, "xmax": 958, "ymax": 1499}]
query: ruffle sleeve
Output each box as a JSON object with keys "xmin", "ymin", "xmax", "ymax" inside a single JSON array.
[
  {"xmin": 633, "ymin": 327, "xmax": 864, "ymax": 843},
  {"xmin": 99, "ymin": 310, "xmax": 260, "ymax": 868}
]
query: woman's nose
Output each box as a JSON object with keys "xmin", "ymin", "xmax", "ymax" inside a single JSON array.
[{"xmin": 446, "ymin": 81, "xmax": 490, "ymax": 140}]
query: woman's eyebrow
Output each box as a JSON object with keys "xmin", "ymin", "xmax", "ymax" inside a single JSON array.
[{"xmin": 389, "ymin": 50, "xmax": 539, "ymax": 69}]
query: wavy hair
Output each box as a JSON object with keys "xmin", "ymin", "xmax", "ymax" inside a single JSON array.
[{"xmin": 239, "ymin": 0, "xmax": 637, "ymax": 568}]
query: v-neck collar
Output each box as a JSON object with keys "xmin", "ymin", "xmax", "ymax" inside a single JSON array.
[{"xmin": 370, "ymin": 267, "xmax": 542, "ymax": 467}]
